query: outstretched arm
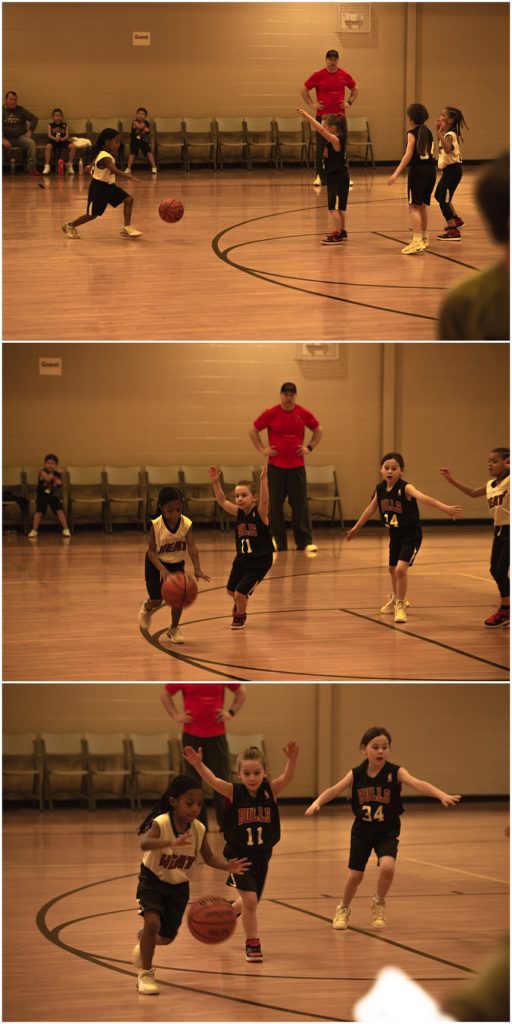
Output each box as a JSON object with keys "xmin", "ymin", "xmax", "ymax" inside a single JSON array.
[
  {"xmin": 200, "ymin": 834, "xmax": 251, "ymax": 874},
  {"xmin": 406, "ymin": 484, "xmax": 463, "ymax": 518},
  {"xmin": 439, "ymin": 468, "xmax": 486, "ymax": 499},
  {"xmin": 398, "ymin": 767, "xmax": 461, "ymax": 807},
  {"xmin": 305, "ymin": 770, "xmax": 353, "ymax": 815},
  {"xmin": 183, "ymin": 744, "xmax": 234, "ymax": 799},
  {"xmin": 346, "ymin": 494, "xmax": 378, "ymax": 540},
  {"xmin": 208, "ymin": 466, "xmax": 238, "ymax": 516},
  {"xmin": 271, "ymin": 740, "xmax": 300, "ymax": 796},
  {"xmin": 388, "ymin": 133, "xmax": 416, "ymax": 183},
  {"xmin": 297, "ymin": 108, "xmax": 340, "ymax": 149}
]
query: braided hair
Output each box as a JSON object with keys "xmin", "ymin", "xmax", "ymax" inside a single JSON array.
[
  {"xmin": 137, "ymin": 774, "xmax": 203, "ymax": 834},
  {"xmin": 90, "ymin": 128, "xmax": 120, "ymax": 162},
  {"xmin": 443, "ymin": 107, "xmax": 469, "ymax": 143},
  {"xmin": 157, "ymin": 486, "xmax": 183, "ymax": 512}
]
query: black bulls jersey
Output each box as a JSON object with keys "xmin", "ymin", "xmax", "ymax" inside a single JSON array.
[
  {"xmin": 351, "ymin": 760, "xmax": 404, "ymax": 824},
  {"xmin": 223, "ymin": 781, "xmax": 280, "ymax": 850},
  {"xmin": 375, "ymin": 479, "xmax": 421, "ymax": 537},
  {"xmin": 234, "ymin": 506, "xmax": 273, "ymax": 560}
]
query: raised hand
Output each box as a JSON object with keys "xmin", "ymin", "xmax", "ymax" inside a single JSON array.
[
  {"xmin": 183, "ymin": 745, "xmax": 203, "ymax": 767},
  {"xmin": 283, "ymin": 739, "xmax": 299, "ymax": 761}
]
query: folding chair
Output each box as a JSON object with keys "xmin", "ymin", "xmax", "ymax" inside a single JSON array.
[
  {"xmin": 215, "ymin": 118, "xmax": 246, "ymax": 169},
  {"xmin": 67, "ymin": 466, "xmax": 107, "ymax": 532},
  {"xmin": 346, "ymin": 117, "xmax": 375, "ymax": 167},
  {"xmin": 274, "ymin": 117, "xmax": 308, "ymax": 168},
  {"xmin": 3, "ymin": 733, "xmax": 44, "ymax": 810},
  {"xmin": 226, "ymin": 733, "xmax": 268, "ymax": 782},
  {"xmin": 2, "ymin": 467, "xmax": 28, "ymax": 532},
  {"xmin": 129, "ymin": 734, "xmax": 176, "ymax": 808},
  {"xmin": 306, "ymin": 466, "xmax": 344, "ymax": 528},
  {"xmin": 181, "ymin": 466, "xmax": 219, "ymax": 527},
  {"xmin": 153, "ymin": 118, "xmax": 185, "ymax": 169},
  {"xmin": 84, "ymin": 734, "xmax": 135, "ymax": 810},
  {"xmin": 104, "ymin": 466, "xmax": 145, "ymax": 532},
  {"xmin": 41, "ymin": 733, "xmax": 91, "ymax": 810},
  {"xmin": 244, "ymin": 118, "xmax": 277, "ymax": 169},
  {"xmin": 183, "ymin": 118, "xmax": 216, "ymax": 170}
]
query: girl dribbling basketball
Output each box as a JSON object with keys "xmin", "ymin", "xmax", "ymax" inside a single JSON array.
[
  {"xmin": 138, "ymin": 486, "xmax": 210, "ymax": 643},
  {"xmin": 62, "ymin": 127, "xmax": 144, "ymax": 239},
  {"xmin": 133, "ymin": 775, "xmax": 249, "ymax": 995}
]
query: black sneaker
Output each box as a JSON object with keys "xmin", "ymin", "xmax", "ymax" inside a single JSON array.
[
  {"xmin": 339, "ymin": 230, "xmax": 348, "ymax": 240},
  {"xmin": 321, "ymin": 232, "xmax": 343, "ymax": 245},
  {"xmin": 231, "ymin": 613, "xmax": 247, "ymax": 630},
  {"xmin": 454, "ymin": 216, "xmax": 464, "ymax": 228},
  {"xmin": 245, "ymin": 940, "xmax": 263, "ymax": 962}
]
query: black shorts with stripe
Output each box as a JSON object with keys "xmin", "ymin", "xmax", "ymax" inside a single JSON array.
[
  {"xmin": 388, "ymin": 530, "xmax": 422, "ymax": 567},
  {"xmin": 87, "ymin": 179, "xmax": 129, "ymax": 217},
  {"xmin": 226, "ymin": 554, "xmax": 273, "ymax": 596},
  {"xmin": 407, "ymin": 163, "xmax": 436, "ymax": 206},
  {"xmin": 224, "ymin": 844, "xmax": 272, "ymax": 900},
  {"xmin": 348, "ymin": 818, "xmax": 401, "ymax": 871},
  {"xmin": 136, "ymin": 863, "xmax": 189, "ymax": 939},
  {"xmin": 145, "ymin": 554, "xmax": 185, "ymax": 600}
]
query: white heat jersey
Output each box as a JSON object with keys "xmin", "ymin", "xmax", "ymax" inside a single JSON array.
[
  {"xmin": 152, "ymin": 514, "xmax": 192, "ymax": 563},
  {"xmin": 142, "ymin": 813, "xmax": 205, "ymax": 884},
  {"xmin": 91, "ymin": 149, "xmax": 116, "ymax": 184},
  {"xmin": 438, "ymin": 131, "xmax": 462, "ymax": 168},
  {"xmin": 486, "ymin": 475, "xmax": 510, "ymax": 527}
]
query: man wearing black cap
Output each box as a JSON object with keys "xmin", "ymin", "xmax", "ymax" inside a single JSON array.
[
  {"xmin": 249, "ymin": 383, "xmax": 323, "ymax": 552},
  {"xmin": 301, "ymin": 50, "xmax": 358, "ymax": 185}
]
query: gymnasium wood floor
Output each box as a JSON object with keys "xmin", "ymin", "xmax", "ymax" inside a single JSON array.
[
  {"xmin": 2, "ymin": 167, "xmax": 500, "ymax": 341},
  {"xmin": 3, "ymin": 526, "xmax": 509, "ymax": 681},
  {"xmin": 3, "ymin": 802, "xmax": 508, "ymax": 1022}
]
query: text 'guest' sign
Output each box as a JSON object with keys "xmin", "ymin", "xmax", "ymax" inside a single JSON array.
[
  {"xmin": 39, "ymin": 358, "xmax": 62, "ymax": 376},
  {"xmin": 133, "ymin": 31, "xmax": 151, "ymax": 45}
]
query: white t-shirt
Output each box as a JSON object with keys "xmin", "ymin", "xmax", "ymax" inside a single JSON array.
[
  {"xmin": 152, "ymin": 513, "xmax": 192, "ymax": 563},
  {"xmin": 486, "ymin": 475, "xmax": 509, "ymax": 527},
  {"xmin": 91, "ymin": 149, "xmax": 116, "ymax": 184},
  {"xmin": 142, "ymin": 813, "xmax": 205, "ymax": 884},
  {"xmin": 438, "ymin": 131, "xmax": 462, "ymax": 169}
]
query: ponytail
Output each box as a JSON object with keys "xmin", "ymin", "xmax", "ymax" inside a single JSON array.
[{"xmin": 137, "ymin": 774, "xmax": 202, "ymax": 834}]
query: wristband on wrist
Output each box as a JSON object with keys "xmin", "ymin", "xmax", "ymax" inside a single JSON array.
[
  {"xmin": 228, "ymin": 708, "xmax": 235, "ymax": 717},
  {"xmin": 307, "ymin": 444, "xmax": 313, "ymax": 452}
]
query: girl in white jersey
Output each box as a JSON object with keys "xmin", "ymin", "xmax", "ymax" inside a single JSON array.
[
  {"xmin": 441, "ymin": 447, "xmax": 510, "ymax": 627},
  {"xmin": 138, "ymin": 486, "xmax": 210, "ymax": 643},
  {"xmin": 133, "ymin": 775, "xmax": 250, "ymax": 995},
  {"xmin": 62, "ymin": 127, "xmax": 143, "ymax": 239},
  {"xmin": 434, "ymin": 106, "xmax": 469, "ymax": 241}
]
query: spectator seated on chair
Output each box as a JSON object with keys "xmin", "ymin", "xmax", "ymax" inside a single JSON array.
[
  {"xmin": 2, "ymin": 89, "xmax": 38, "ymax": 173},
  {"xmin": 43, "ymin": 108, "xmax": 76, "ymax": 175}
]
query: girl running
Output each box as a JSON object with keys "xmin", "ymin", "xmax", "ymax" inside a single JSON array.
[
  {"xmin": 298, "ymin": 106, "xmax": 350, "ymax": 244},
  {"xmin": 133, "ymin": 775, "xmax": 250, "ymax": 995},
  {"xmin": 440, "ymin": 447, "xmax": 509, "ymax": 626},
  {"xmin": 208, "ymin": 465, "xmax": 273, "ymax": 629},
  {"xmin": 306, "ymin": 726, "xmax": 460, "ymax": 930},
  {"xmin": 184, "ymin": 740, "xmax": 299, "ymax": 963},
  {"xmin": 62, "ymin": 127, "xmax": 143, "ymax": 239},
  {"xmin": 435, "ymin": 106, "xmax": 469, "ymax": 241},
  {"xmin": 388, "ymin": 103, "xmax": 436, "ymax": 254},
  {"xmin": 346, "ymin": 452, "xmax": 463, "ymax": 623},
  {"xmin": 138, "ymin": 486, "xmax": 210, "ymax": 644}
]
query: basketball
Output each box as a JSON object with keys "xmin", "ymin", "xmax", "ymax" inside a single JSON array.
[
  {"xmin": 187, "ymin": 897, "xmax": 237, "ymax": 944},
  {"xmin": 159, "ymin": 198, "xmax": 184, "ymax": 223},
  {"xmin": 161, "ymin": 572, "xmax": 198, "ymax": 608}
]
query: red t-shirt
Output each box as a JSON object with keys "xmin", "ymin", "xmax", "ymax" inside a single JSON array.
[
  {"xmin": 165, "ymin": 684, "xmax": 241, "ymax": 737},
  {"xmin": 304, "ymin": 67, "xmax": 356, "ymax": 115},
  {"xmin": 253, "ymin": 403, "xmax": 320, "ymax": 468}
]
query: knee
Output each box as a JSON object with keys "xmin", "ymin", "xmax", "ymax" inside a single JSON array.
[
  {"xmin": 349, "ymin": 870, "xmax": 364, "ymax": 889},
  {"xmin": 395, "ymin": 564, "xmax": 407, "ymax": 581},
  {"xmin": 142, "ymin": 916, "xmax": 161, "ymax": 938},
  {"xmin": 125, "ymin": 195, "xmax": 133, "ymax": 207},
  {"xmin": 379, "ymin": 862, "xmax": 395, "ymax": 883}
]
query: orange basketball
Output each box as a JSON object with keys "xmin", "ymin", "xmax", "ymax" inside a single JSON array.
[
  {"xmin": 187, "ymin": 897, "xmax": 237, "ymax": 944},
  {"xmin": 161, "ymin": 572, "xmax": 198, "ymax": 608},
  {"xmin": 159, "ymin": 198, "xmax": 184, "ymax": 223}
]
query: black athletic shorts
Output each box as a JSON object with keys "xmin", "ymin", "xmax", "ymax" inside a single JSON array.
[
  {"xmin": 145, "ymin": 554, "xmax": 185, "ymax": 600},
  {"xmin": 35, "ymin": 493, "xmax": 64, "ymax": 515},
  {"xmin": 130, "ymin": 138, "xmax": 152, "ymax": 156},
  {"xmin": 224, "ymin": 844, "xmax": 272, "ymax": 900},
  {"xmin": 348, "ymin": 819, "xmax": 401, "ymax": 871},
  {"xmin": 226, "ymin": 554, "xmax": 273, "ymax": 597},
  {"xmin": 136, "ymin": 863, "xmax": 189, "ymax": 939},
  {"xmin": 388, "ymin": 530, "xmax": 422, "ymax": 568},
  {"xmin": 407, "ymin": 163, "xmax": 436, "ymax": 206},
  {"xmin": 87, "ymin": 179, "xmax": 129, "ymax": 217}
]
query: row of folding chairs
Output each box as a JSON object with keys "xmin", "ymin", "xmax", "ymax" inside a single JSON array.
[
  {"xmin": 8, "ymin": 116, "xmax": 374, "ymax": 172},
  {"xmin": 3, "ymin": 732, "xmax": 267, "ymax": 811},
  {"xmin": 3, "ymin": 464, "xmax": 344, "ymax": 533}
]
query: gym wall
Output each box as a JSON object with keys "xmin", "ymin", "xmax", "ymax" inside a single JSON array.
[
  {"xmin": 3, "ymin": 2, "xmax": 509, "ymax": 161},
  {"xmin": 3, "ymin": 683, "xmax": 509, "ymax": 796},
  {"xmin": 3, "ymin": 342, "xmax": 509, "ymax": 521}
]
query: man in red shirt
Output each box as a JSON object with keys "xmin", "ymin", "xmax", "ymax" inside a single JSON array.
[
  {"xmin": 161, "ymin": 683, "xmax": 247, "ymax": 828},
  {"xmin": 301, "ymin": 49, "xmax": 358, "ymax": 185},
  {"xmin": 249, "ymin": 383, "xmax": 323, "ymax": 552}
]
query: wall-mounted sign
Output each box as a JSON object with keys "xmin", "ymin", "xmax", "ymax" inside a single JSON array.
[
  {"xmin": 39, "ymin": 358, "xmax": 62, "ymax": 375},
  {"xmin": 133, "ymin": 31, "xmax": 151, "ymax": 45}
]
